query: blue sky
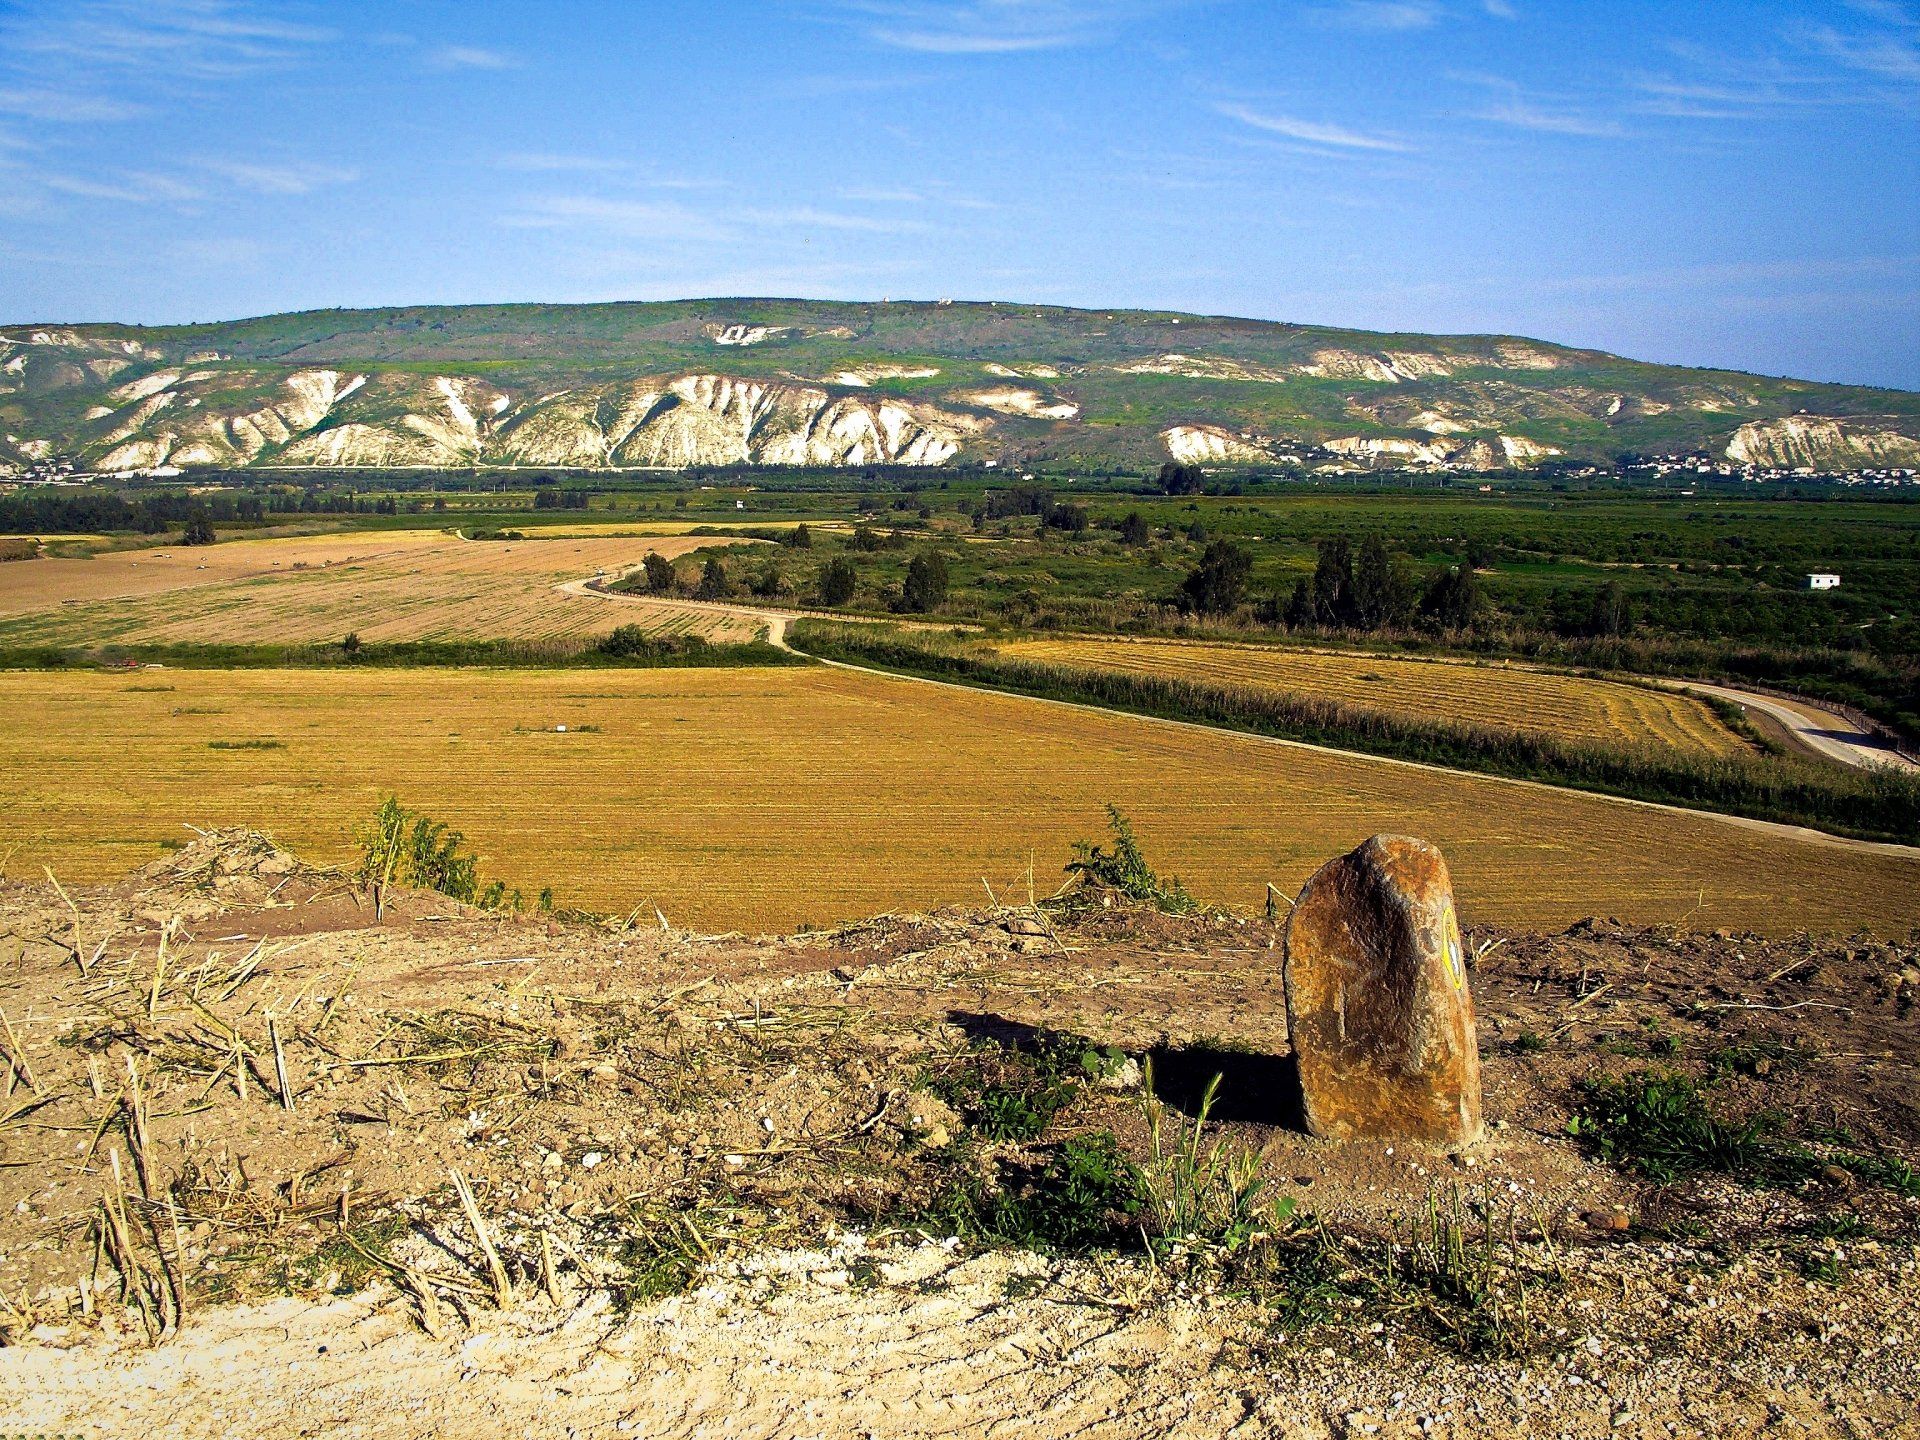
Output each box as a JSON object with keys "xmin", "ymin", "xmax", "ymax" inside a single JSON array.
[{"xmin": 1, "ymin": 0, "xmax": 1916, "ymax": 388}]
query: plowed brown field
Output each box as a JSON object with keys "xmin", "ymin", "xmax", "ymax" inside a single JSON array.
[{"xmin": 0, "ymin": 532, "xmax": 762, "ymax": 645}]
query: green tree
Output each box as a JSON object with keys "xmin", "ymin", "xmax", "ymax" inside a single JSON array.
[
  {"xmin": 1311, "ymin": 537, "xmax": 1354, "ymax": 625},
  {"xmin": 181, "ymin": 504, "xmax": 216, "ymax": 546},
  {"xmin": 819, "ymin": 556, "xmax": 858, "ymax": 606},
  {"xmin": 1181, "ymin": 540, "xmax": 1252, "ymax": 615},
  {"xmin": 852, "ymin": 525, "xmax": 884, "ymax": 552},
  {"xmin": 1352, "ymin": 537, "xmax": 1415, "ymax": 630},
  {"xmin": 1283, "ymin": 579, "xmax": 1313, "ymax": 630},
  {"xmin": 751, "ymin": 560, "xmax": 786, "ymax": 598},
  {"xmin": 783, "ymin": 523, "xmax": 814, "ymax": 549},
  {"xmin": 1420, "ymin": 564, "xmax": 1482, "ymax": 630},
  {"xmin": 695, "ymin": 556, "xmax": 731, "ymax": 599},
  {"xmin": 1158, "ymin": 460, "xmax": 1204, "ymax": 496},
  {"xmin": 1043, "ymin": 501, "xmax": 1089, "ymax": 534},
  {"xmin": 900, "ymin": 549, "xmax": 950, "ymax": 612},
  {"xmin": 642, "ymin": 552, "xmax": 677, "ymax": 591},
  {"xmin": 1588, "ymin": 580, "xmax": 1633, "ymax": 637},
  {"xmin": 1117, "ymin": 511, "xmax": 1150, "ymax": 545}
]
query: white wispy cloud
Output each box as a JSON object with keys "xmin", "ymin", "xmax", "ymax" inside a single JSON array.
[
  {"xmin": 1214, "ymin": 101, "xmax": 1413, "ymax": 152},
  {"xmin": 498, "ymin": 153, "xmax": 632, "ymax": 174},
  {"xmin": 39, "ymin": 169, "xmax": 202, "ymax": 204},
  {"xmin": 1450, "ymin": 72, "xmax": 1625, "ymax": 137},
  {"xmin": 1801, "ymin": 23, "xmax": 1920, "ymax": 84},
  {"xmin": 828, "ymin": 1, "xmax": 1169, "ymax": 54},
  {"xmin": 1306, "ymin": 1, "xmax": 1441, "ymax": 31},
  {"xmin": 1475, "ymin": 98, "xmax": 1624, "ymax": 137},
  {"xmin": 2, "ymin": 0, "xmax": 333, "ymax": 83},
  {"xmin": 744, "ymin": 205, "xmax": 932, "ymax": 234},
  {"xmin": 427, "ymin": 45, "xmax": 515, "ymax": 71},
  {"xmin": 194, "ymin": 158, "xmax": 358, "ymax": 194},
  {"xmin": 0, "ymin": 87, "xmax": 144, "ymax": 123},
  {"xmin": 500, "ymin": 195, "xmax": 734, "ymax": 243}
]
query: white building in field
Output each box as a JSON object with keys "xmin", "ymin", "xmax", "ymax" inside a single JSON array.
[{"xmin": 1807, "ymin": 572, "xmax": 1841, "ymax": 591}]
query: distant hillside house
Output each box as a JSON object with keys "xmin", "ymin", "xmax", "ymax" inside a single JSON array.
[{"xmin": 1807, "ymin": 572, "xmax": 1841, "ymax": 590}]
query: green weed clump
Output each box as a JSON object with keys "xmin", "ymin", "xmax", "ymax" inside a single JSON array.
[
  {"xmin": 925, "ymin": 1031, "xmax": 1107, "ymax": 1140},
  {"xmin": 355, "ymin": 797, "xmax": 521, "ymax": 915},
  {"xmin": 1569, "ymin": 1071, "xmax": 1784, "ymax": 1183},
  {"xmin": 1571, "ymin": 1069, "xmax": 1920, "ymax": 1195},
  {"xmin": 925, "ymin": 1133, "xmax": 1143, "ymax": 1251},
  {"xmin": 1065, "ymin": 805, "xmax": 1197, "ymax": 914}
]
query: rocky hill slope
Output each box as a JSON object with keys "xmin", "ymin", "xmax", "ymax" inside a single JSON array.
[{"xmin": 3, "ymin": 299, "xmax": 1917, "ymax": 474}]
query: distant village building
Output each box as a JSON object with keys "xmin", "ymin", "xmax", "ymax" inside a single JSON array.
[{"xmin": 1807, "ymin": 573, "xmax": 1841, "ymax": 591}]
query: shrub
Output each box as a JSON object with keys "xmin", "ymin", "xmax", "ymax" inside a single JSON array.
[
  {"xmin": 598, "ymin": 624, "xmax": 659, "ymax": 659},
  {"xmin": 1065, "ymin": 805, "xmax": 1196, "ymax": 913},
  {"xmin": 354, "ymin": 797, "xmax": 512, "ymax": 916}
]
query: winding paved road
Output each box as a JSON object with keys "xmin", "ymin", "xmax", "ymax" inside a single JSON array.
[{"xmin": 1666, "ymin": 680, "xmax": 1918, "ymax": 774}]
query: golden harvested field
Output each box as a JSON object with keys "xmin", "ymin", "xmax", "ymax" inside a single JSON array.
[
  {"xmin": 0, "ymin": 531, "xmax": 764, "ymax": 646},
  {"xmin": 2, "ymin": 667, "xmax": 1914, "ymax": 936},
  {"xmin": 997, "ymin": 637, "xmax": 1749, "ymax": 758}
]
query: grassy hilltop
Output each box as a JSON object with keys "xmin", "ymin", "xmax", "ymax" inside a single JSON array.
[{"xmin": 4, "ymin": 298, "xmax": 1919, "ymax": 475}]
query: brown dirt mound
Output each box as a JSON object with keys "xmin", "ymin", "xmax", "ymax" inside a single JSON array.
[{"xmin": 0, "ymin": 843, "xmax": 1915, "ymax": 1438}]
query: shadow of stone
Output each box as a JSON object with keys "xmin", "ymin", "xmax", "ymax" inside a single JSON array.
[
  {"xmin": 940, "ymin": 1012, "xmax": 1308, "ymax": 1133},
  {"xmin": 1143, "ymin": 1043, "xmax": 1306, "ymax": 1132}
]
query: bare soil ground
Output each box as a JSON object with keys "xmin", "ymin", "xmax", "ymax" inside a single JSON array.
[{"xmin": 0, "ymin": 833, "xmax": 1916, "ymax": 1438}]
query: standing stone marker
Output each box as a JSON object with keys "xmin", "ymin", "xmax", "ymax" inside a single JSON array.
[{"xmin": 1282, "ymin": 835, "xmax": 1483, "ymax": 1144}]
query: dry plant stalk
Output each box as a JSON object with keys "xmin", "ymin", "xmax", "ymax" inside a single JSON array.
[
  {"xmin": 449, "ymin": 1168, "xmax": 514, "ymax": 1308},
  {"xmin": 122, "ymin": 1054, "xmax": 156, "ymax": 1199},
  {"xmin": 147, "ymin": 917, "xmax": 177, "ymax": 1020},
  {"xmin": 101, "ymin": 1149, "xmax": 167, "ymax": 1344},
  {"xmin": 43, "ymin": 867, "xmax": 87, "ymax": 973},
  {"xmin": 268, "ymin": 1013, "xmax": 295, "ymax": 1111},
  {"xmin": 540, "ymin": 1229, "xmax": 563, "ymax": 1305},
  {"xmin": 0, "ymin": 1007, "xmax": 41, "ymax": 1097}
]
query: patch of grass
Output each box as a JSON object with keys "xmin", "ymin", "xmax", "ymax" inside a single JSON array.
[
  {"xmin": 600, "ymin": 1204, "xmax": 718, "ymax": 1310},
  {"xmin": 1570, "ymin": 1068, "xmax": 1918, "ymax": 1195},
  {"xmin": 1701, "ymin": 1037, "xmax": 1809, "ymax": 1081},
  {"xmin": 1569, "ymin": 1071, "xmax": 1787, "ymax": 1184},
  {"xmin": 1136, "ymin": 1064, "xmax": 1293, "ymax": 1267},
  {"xmin": 286, "ymin": 1214, "xmax": 414, "ymax": 1296},
  {"xmin": 920, "ymin": 1132, "xmax": 1144, "ymax": 1251},
  {"xmin": 207, "ymin": 738, "xmax": 285, "ymax": 750},
  {"xmin": 925, "ymin": 1030, "xmax": 1106, "ymax": 1142}
]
